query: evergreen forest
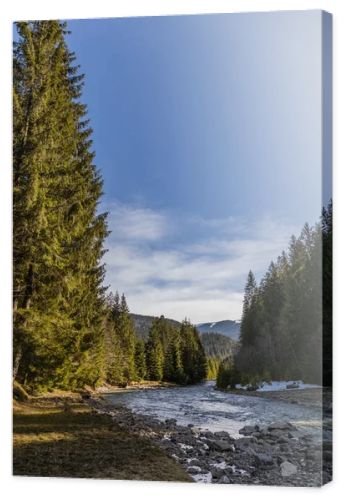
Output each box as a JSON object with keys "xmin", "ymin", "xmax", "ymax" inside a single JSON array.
[
  {"xmin": 13, "ymin": 21, "xmax": 207, "ymax": 391},
  {"xmin": 216, "ymin": 202, "xmax": 333, "ymax": 389},
  {"xmin": 13, "ymin": 21, "xmax": 331, "ymax": 394}
]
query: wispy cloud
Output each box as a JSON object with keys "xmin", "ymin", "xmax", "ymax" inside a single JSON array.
[
  {"xmin": 107, "ymin": 202, "xmax": 167, "ymax": 242},
  {"xmin": 103, "ymin": 202, "xmax": 301, "ymax": 323}
]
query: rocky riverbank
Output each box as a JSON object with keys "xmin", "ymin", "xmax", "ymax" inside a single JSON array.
[
  {"xmin": 221, "ymin": 386, "xmax": 331, "ymax": 410},
  {"xmin": 88, "ymin": 395, "xmax": 332, "ymax": 487}
]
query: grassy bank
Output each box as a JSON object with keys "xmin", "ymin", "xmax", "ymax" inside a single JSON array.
[
  {"xmin": 96, "ymin": 380, "xmax": 178, "ymax": 393},
  {"xmin": 13, "ymin": 394, "xmax": 192, "ymax": 482}
]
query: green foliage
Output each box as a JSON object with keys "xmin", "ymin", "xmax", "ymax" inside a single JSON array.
[
  {"xmin": 216, "ymin": 358, "xmax": 240, "ymax": 389},
  {"xmin": 180, "ymin": 320, "xmax": 207, "ymax": 384},
  {"xmin": 13, "ymin": 21, "xmax": 108, "ymax": 390},
  {"xmin": 142, "ymin": 317, "xmax": 207, "ymax": 385},
  {"xmin": 103, "ymin": 293, "xmax": 124, "ymax": 384},
  {"xmin": 134, "ymin": 339, "xmax": 147, "ymax": 380},
  {"xmin": 200, "ymin": 332, "xmax": 239, "ymax": 361},
  {"xmin": 163, "ymin": 332, "xmax": 185, "ymax": 383},
  {"xmin": 12, "ymin": 22, "xmax": 210, "ymax": 391},
  {"xmin": 235, "ymin": 208, "xmax": 332, "ymax": 386},
  {"xmin": 206, "ymin": 358, "xmax": 220, "ymax": 380},
  {"xmin": 146, "ymin": 319, "xmax": 164, "ymax": 381},
  {"xmin": 103, "ymin": 292, "xmax": 137, "ymax": 385}
]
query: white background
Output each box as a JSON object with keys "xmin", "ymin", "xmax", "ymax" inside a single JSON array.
[{"xmin": 1, "ymin": 1, "xmax": 346, "ymax": 499}]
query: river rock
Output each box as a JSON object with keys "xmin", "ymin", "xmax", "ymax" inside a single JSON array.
[
  {"xmin": 201, "ymin": 431, "xmax": 215, "ymax": 440},
  {"xmin": 165, "ymin": 418, "xmax": 177, "ymax": 426},
  {"xmin": 213, "ymin": 440, "xmax": 233, "ymax": 452},
  {"xmin": 214, "ymin": 431, "xmax": 230, "ymax": 439},
  {"xmin": 246, "ymin": 384, "xmax": 259, "ymax": 391},
  {"xmin": 239, "ymin": 425, "xmax": 259, "ymax": 436},
  {"xmin": 254, "ymin": 452, "xmax": 274, "ymax": 466},
  {"xmin": 268, "ymin": 429, "xmax": 285, "ymax": 439},
  {"xmin": 286, "ymin": 382, "xmax": 300, "ymax": 389},
  {"xmin": 211, "ymin": 467, "xmax": 225, "ymax": 480},
  {"xmin": 188, "ymin": 458, "xmax": 202, "ymax": 467},
  {"xmin": 218, "ymin": 475, "xmax": 231, "ymax": 484},
  {"xmin": 187, "ymin": 466, "xmax": 202, "ymax": 474},
  {"xmin": 280, "ymin": 461, "xmax": 298, "ymax": 477},
  {"xmin": 268, "ymin": 422, "xmax": 295, "ymax": 431}
]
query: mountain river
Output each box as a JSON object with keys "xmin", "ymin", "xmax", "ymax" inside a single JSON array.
[{"xmin": 104, "ymin": 381, "xmax": 322, "ymax": 440}]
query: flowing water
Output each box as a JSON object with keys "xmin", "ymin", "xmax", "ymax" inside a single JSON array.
[{"xmin": 105, "ymin": 381, "xmax": 322, "ymax": 439}]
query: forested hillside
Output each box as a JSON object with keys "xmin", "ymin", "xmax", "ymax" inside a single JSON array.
[
  {"xmin": 200, "ymin": 333, "xmax": 239, "ymax": 381},
  {"xmin": 217, "ymin": 203, "xmax": 333, "ymax": 389},
  {"xmin": 104, "ymin": 294, "xmax": 207, "ymax": 386},
  {"xmin": 200, "ymin": 332, "xmax": 238, "ymax": 360},
  {"xmin": 130, "ymin": 315, "xmax": 239, "ymax": 382},
  {"xmin": 130, "ymin": 313, "xmax": 181, "ymax": 340}
]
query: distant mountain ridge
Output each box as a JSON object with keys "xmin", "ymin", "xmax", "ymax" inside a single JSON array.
[
  {"xmin": 131, "ymin": 314, "xmax": 240, "ymax": 365},
  {"xmin": 131, "ymin": 314, "xmax": 241, "ymax": 343},
  {"xmin": 130, "ymin": 313, "xmax": 180, "ymax": 340},
  {"xmin": 199, "ymin": 332, "xmax": 239, "ymax": 360},
  {"xmin": 195, "ymin": 320, "xmax": 241, "ymax": 340}
]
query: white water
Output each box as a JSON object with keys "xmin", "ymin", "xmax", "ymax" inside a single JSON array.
[
  {"xmin": 105, "ymin": 381, "xmax": 322, "ymax": 439},
  {"xmin": 236, "ymin": 380, "xmax": 322, "ymax": 392}
]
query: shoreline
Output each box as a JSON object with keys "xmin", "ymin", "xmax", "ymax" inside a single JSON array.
[
  {"xmin": 88, "ymin": 392, "xmax": 331, "ymax": 486},
  {"xmin": 216, "ymin": 387, "xmax": 331, "ymax": 409},
  {"xmin": 95, "ymin": 380, "xmax": 179, "ymax": 394},
  {"xmin": 13, "ymin": 384, "xmax": 332, "ymax": 486}
]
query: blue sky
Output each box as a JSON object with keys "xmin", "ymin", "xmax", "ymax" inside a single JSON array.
[{"xmin": 62, "ymin": 11, "xmax": 330, "ymax": 322}]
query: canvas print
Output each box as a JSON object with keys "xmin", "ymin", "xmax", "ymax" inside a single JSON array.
[{"xmin": 13, "ymin": 11, "xmax": 332, "ymax": 487}]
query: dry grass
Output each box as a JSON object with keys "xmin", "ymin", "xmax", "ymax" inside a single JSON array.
[{"xmin": 13, "ymin": 396, "xmax": 192, "ymax": 482}]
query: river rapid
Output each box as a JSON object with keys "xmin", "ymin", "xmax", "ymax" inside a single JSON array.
[{"xmin": 105, "ymin": 381, "xmax": 322, "ymax": 440}]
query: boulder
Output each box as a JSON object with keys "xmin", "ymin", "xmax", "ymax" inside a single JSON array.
[
  {"xmin": 268, "ymin": 429, "xmax": 284, "ymax": 439},
  {"xmin": 211, "ymin": 467, "xmax": 225, "ymax": 480},
  {"xmin": 165, "ymin": 418, "xmax": 177, "ymax": 426},
  {"xmin": 286, "ymin": 382, "xmax": 300, "ymax": 389},
  {"xmin": 239, "ymin": 425, "xmax": 259, "ymax": 436},
  {"xmin": 280, "ymin": 461, "xmax": 297, "ymax": 477},
  {"xmin": 218, "ymin": 475, "xmax": 231, "ymax": 484},
  {"xmin": 214, "ymin": 431, "xmax": 230, "ymax": 439},
  {"xmin": 213, "ymin": 440, "xmax": 233, "ymax": 452},
  {"xmin": 187, "ymin": 466, "xmax": 202, "ymax": 474},
  {"xmin": 246, "ymin": 384, "xmax": 259, "ymax": 391},
  {"xmin": 268, "ymin": 422, "xmax": 295, "ymax": 431},
  {"xmin": 188, "ymin": 458, "xmax": 202, "ymax": 467},
  {"xmin": 254, "ymin": 453, "xmax": 274, "ymax": 466}
]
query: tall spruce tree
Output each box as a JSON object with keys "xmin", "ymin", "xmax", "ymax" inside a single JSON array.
[
  {"xmin": 118, "ymin": 294, "xmax": 137, "ymax": 382},
  {"xmin": 146, "ymin": 319, "xmax": 164, "ymax": 381},
  {"xmin": 180, "ymin": 320, "xmax": 207, "ymax": 384},
  {"xmin": 239, "ymin": 271, "xmax": 258, "ymax": 348},
  {"xmin": 234, "ymin": 215, "xmax": 326, "ymax": 385},
  {"xmin": 13, "ymin": 21, "xmax": 108, "ymax": 390},
  {"xmin": 163, "ymin": 331, "xmax": 184, "ymax": 383},
  {"xmin": 134, "ymin": 339, "xmax": 147, "ymax": 380},
  {"xmin": 103, "ymin": 292, "xmax": 123, "ymax": 384}
]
